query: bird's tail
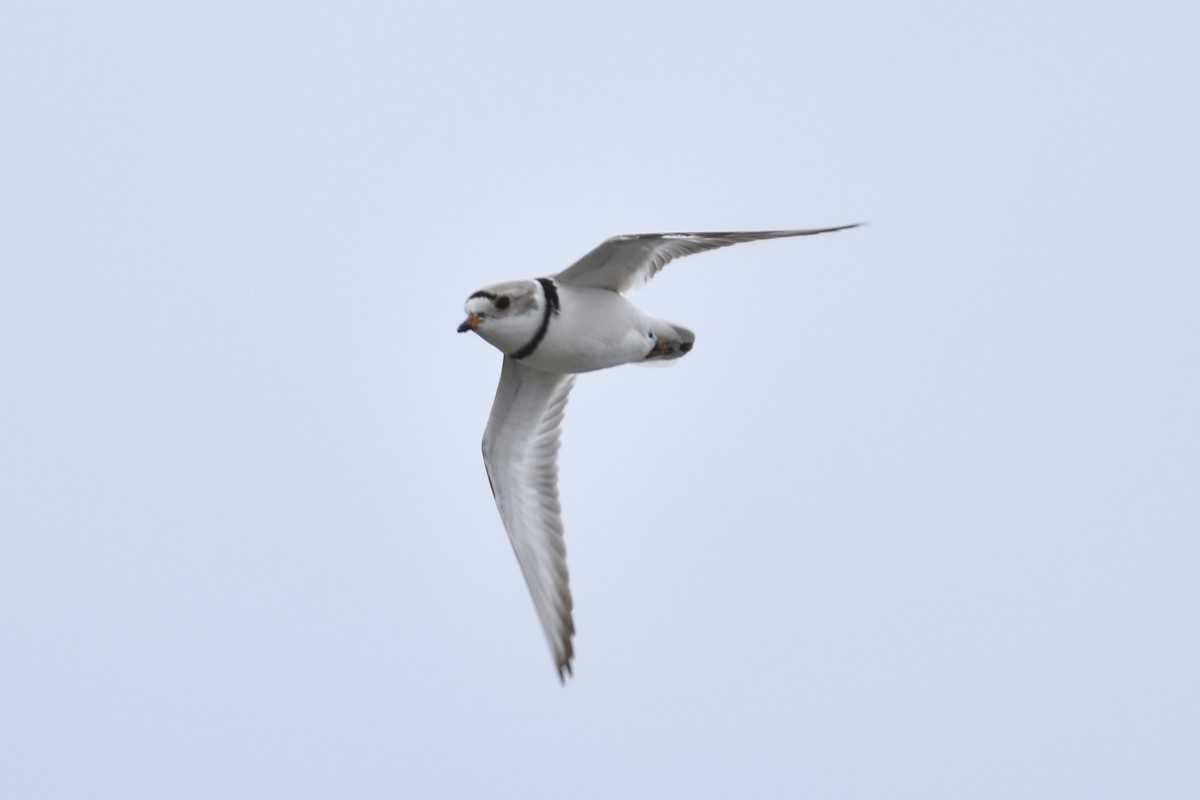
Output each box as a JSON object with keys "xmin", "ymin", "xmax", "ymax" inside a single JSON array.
[{"xmin": 643, "ymin": 320, "xmax": 695, "ymax": 363}]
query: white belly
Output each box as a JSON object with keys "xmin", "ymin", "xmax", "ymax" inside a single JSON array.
[{"xmin": 519, "ymin": 287, "xmax": 655, "ymax": 374}]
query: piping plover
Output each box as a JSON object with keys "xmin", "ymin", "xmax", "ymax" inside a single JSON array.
[{"xmin": 459, "ymin": 225, "xmax": 860, "ymax": 680}]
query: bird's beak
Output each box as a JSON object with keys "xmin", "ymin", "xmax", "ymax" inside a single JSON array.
[{"xmin": 457, "ymin": 314, "xmax": 482, "ymax": 333}]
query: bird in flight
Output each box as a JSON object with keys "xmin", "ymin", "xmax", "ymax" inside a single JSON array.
[{"xmin": 458, "ymin": 224, "xmax": 861, "ymax": 681}]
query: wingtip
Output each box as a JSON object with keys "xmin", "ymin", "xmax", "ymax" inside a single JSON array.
[{"xmin": 821, "ymin": 221, "xmax": 867, "ymax": 235}]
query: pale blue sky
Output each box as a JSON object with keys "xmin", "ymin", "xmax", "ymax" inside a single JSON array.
[{"xmin": 2, "ymin": 2, "xmax": 1197, "ymax": 798}]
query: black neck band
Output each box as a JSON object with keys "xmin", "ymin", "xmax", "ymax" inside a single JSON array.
[{"xmin": 511, "ymin": 278, "xmax": 560, "ymax": 360}]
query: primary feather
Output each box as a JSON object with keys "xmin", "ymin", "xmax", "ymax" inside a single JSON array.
[{"xmin": 554, "ymin": 225, "xmax": 862, "ymax": 294}]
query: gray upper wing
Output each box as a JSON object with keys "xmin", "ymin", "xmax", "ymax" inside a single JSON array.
[{"xmin": 553, "ymin": 224, "xmax": 862, "ymax": 294}]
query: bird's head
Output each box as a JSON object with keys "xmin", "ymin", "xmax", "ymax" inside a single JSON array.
[{"xmin": 457, "ymin": 280, "xmax": 545, "ymax": 353}]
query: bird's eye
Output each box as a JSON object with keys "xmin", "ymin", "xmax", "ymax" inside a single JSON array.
[
  {"xmin": 495, "ymin": 295, "xmax": 511, "ymax": 310},
  {"xmin": 648, "ymin": 330, "xmax": 657, "ymax": 340}
]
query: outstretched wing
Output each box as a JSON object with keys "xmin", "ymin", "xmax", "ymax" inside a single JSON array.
[
  {"xmin": 554, "ymin": 224, "xmax": 862, "ymax": 295},
  {"xmin": 482, "ymin": 357, "xmax": 577, "ymax": 680}
]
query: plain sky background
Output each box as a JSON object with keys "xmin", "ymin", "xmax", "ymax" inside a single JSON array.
[{"xmin": 2, "ymin": 2, "xmax": 1197, "ymax": 797}]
